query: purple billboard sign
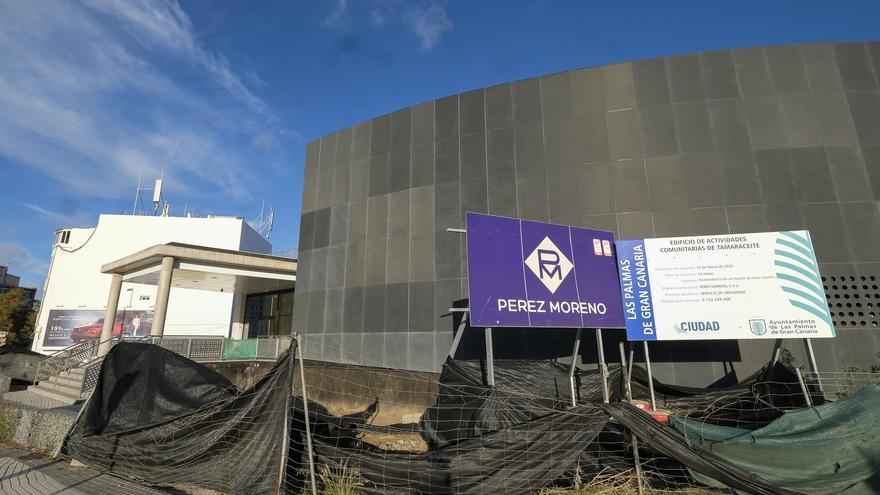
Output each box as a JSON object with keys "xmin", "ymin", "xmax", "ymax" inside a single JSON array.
[{"xmin": 466, "ymin": 212, "xmax": 625, "ymax": 328}]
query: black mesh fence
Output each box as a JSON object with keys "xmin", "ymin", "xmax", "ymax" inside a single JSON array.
[{"xmin": 58, "ymin": 339, "xmax": 880, "ymax": 494}]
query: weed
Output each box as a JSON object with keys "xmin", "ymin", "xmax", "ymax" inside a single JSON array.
[
  {"xmin": 0, "ymin": 404, "xmax": 17, "ymax": 442},
  {"xmin": 299, "ymin": 462, "xmax": 366, "ymax": 495}
]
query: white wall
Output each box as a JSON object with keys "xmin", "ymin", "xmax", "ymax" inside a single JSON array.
[{"xmin": 33, "ymin": 215, "xmax": 271, "ymax": 353}]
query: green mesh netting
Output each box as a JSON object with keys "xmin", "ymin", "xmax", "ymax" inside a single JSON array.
[
  {"xmin": 671, "ymin": 384, "xmax": 880, "ymax": 495},
  {"xmin": 221, "ymin": 338, "xmax": 257, "ymax": 360}
]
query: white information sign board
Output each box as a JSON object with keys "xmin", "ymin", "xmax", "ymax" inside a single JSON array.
[{"xmin": 616, "ymin": 231, "xmax": 835, "ymax": 341}]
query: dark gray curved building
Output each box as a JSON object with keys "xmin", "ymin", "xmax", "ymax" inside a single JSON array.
[{"xmin": 294, "ymin": 41, "xmax": 880, "ymax": 386}]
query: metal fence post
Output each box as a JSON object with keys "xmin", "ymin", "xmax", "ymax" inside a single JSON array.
[
  {"xmin": 295, "ymin": 333, "xmax": 318, "ymax": 495},
  {"xmin": 633, "ymin": 433, "xmax": 645, "ymax": 495},
  {"xmin": 620, "ymin": 342, "xmax": 643, "ymax": 493},
  {"xmin": 796, "ymin": 367, "xmax": 814, "ymax": 407},
  {"xmin": 275, "ymin": 336, "xmax": 297, "ymax": 494},
  {"xmin": 569, "ymin": 328, "xmax": 583, "ymax": 407}
]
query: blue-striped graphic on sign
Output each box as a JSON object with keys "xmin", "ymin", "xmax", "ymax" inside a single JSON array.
[{"xmin": 774, "ymin": 231, "xmax": 834, "ymax": 334}]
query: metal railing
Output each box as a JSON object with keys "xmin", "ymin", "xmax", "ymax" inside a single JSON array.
[
  {"xmin": 36, "ymin": 335, "xmax": 291, "ymax": 397},
  {"xmin": 33, "ymin": 339, "xmax": 100, "ymax": 384},
  {"xmin": 802, "ymin": 370, "xmax": 880, "ymax": 401},
  {"xmin": 119, "ymin": 335, "xmax": 291, "ymax": 362},
  {"xmin": 256, "ymin": 337, "xmax": 289, "ymax": 360},
  {"xmin": 80, "ymin": 360, "xmax": 103, "ymax": 398},
  {"xmin": 150, "ymin": 336, "xmax": 226, "ymax": 361},
  {"xmin": 76, "ymin": 336, "xmax": 290, "ymax": 397}
]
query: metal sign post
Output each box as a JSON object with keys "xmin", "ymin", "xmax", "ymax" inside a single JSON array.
[
  {"xmin": 568, "ymin": 328, "xmax": 583, "ymax": 407},
  {"xmin": 627, "ymin": 343, "xmax": 635, "ymax": 391},
  {"xmin": 769, "ymin": 338, "xmax": 783, "ymax": 367},
  {"xmin": 643, "ymin": 342, "xmax": 657, "ymax": 410},
  {"xmin": 447, "ymin": 309, "xmax": 469, "ymax": 359},
  {"xmin": 618, "ymin": 341, "xmax": 630, "ymax": 403},
  {"xmin": 484, "ymin": 328, "xmax": 495, "ymax": 387},
  {"xmin": 803, "ymin": 338, "xmax": 824, "ymax": 394},
  {"xmin": 444, "ymin": 308, "xmax": 496, "ymax": 387},
  {"xmin": 596, "ymin": 328, "xmax": 609, "ymax": 403},
  {"xmin": 623, "ymin": 342, "xmax": 636, "ymax": 406}
]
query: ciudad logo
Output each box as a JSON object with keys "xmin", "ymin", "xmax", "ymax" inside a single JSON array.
[{"xmin": 674, "ymin": 321, "xmax": 721, "ymax": 334}]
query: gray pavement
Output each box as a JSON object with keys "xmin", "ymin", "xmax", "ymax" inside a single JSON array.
[{"xmin": 0, "ymin": 444, "xmax": 175, "ymax": 494}]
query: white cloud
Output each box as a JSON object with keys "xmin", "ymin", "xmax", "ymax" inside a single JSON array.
[
  {"xmin": 323, "ymin": 0, "xmax": 351, "ymax": 28},
  {"xmin": 325, "ymin": 0, "xmax": 453, "ymax": 51},
  {"xmin": 85, "ymin": 0, "xmax": 270, "ymax": 116},
  {"xmin": 0, "ymin": 0, "xmax": 290, "ymax": 201},
  {"xmin": 20, "ymin": 203, "xmax": 92, "ymax": 228},
  {"xmin": 369, "ymin": 8, "xmax": 388, "ymax": 27},
  {"xmin": 0, "ymin": 243, "xmax": 50, "ymax": 282},
  {"xmin": 403, "ymin": 3, "xmax": 453, "ymax": 51}
]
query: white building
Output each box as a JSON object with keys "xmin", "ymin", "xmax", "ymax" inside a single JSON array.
[{"xmin": 33, "ymin": 214, "xmax": 273, "ymax": 354}]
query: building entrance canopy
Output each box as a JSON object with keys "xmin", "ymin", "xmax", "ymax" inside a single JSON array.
[
  {"xmin": 96, "ymin": 243, "xmax": 296, "ymax": 356},
  {"xmin": 103, "ymin": 243, "xmax": 296, "ymax": 294}
]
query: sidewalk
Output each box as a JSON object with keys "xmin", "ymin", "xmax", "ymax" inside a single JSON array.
[{"xmin": 0, "ymin": 444, "xmax": 175, "ymax": 494}]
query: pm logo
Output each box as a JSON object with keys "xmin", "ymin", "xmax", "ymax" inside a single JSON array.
[{"xmin": 524, "ymin": 236, "xmax": 573, "ymax": 294}]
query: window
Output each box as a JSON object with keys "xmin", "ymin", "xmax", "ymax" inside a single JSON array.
[
  {"xmin": 245, "ymin": 289, "xmax": 295, "ymax": 338},
  {"xmin": 56, "ymin": 230, "xmax": 71, "ymax": 245}
]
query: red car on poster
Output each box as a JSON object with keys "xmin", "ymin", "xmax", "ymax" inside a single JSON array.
[
  {"xmin": 70, "ymin": 311, "xmax": 153, "ymax": 343},
  {"xmin": 69, "ymin": 317, "xmax": 124, "ymax": 342}
]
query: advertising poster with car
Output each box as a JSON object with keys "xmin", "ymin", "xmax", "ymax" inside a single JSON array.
[
  {"xmin": 42, "ymin": 309, "xmax": 154, "ymax": 347},
  {"xmin": 615, "ymin": 231, "xmax": 835, "ymax": 341}
]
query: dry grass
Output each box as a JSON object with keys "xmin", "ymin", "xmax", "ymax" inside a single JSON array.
[
  {"xmin": 299, "ymin": 463, "xmax": 717, "ymax": 495},
  {"xmin": 300, "ymin": 462, "xmax": 366, "ymax": 495},
  {"xmin": 538, "ymin": 468, "xmax": 716, "ymax": 495}
]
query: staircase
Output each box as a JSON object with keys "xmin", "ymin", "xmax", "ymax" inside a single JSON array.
[
  {"xmin": 26, "ymin": 338, "xmax": 110, "ymax": 406},
  {"xmin": 27, "ymin": 366, "xmax": 89, "ymax": 404},
  {"xmin": 24, "ymin": 335, "xmax": 288, "ymax": 406}
]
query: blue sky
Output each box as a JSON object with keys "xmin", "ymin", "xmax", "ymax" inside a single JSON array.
[{"xmin": 1, "ymin": 0, "xmax": 878, "ymax": 293}]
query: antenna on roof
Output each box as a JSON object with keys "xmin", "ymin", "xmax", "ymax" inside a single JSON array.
[
  {"xmin": 132, "ymin": 171, "xmax": 143, "ymax": 216},
  {"xmin": 152, "ymin": 170, "xmax": 164, "ymax": 215},
  {"xmin": 251, "ymin": 200, "xmax": 275, "ymax": 240},
  {"xmin": 131, "ymin": 170, "xmax": 169, "ymax": 216},
  {"xmin": 267, "ymin": 209, "xmax": 275, "ymax": 240}
]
